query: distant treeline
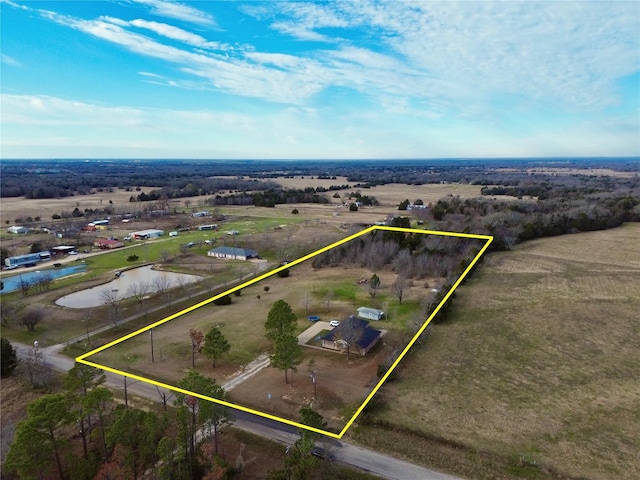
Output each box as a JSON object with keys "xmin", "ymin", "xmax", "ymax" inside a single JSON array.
[
  {"xmin": 414, "ymin": 192, "xmax": 640, "ymax": 251},
  {"xmin": 2, "ymin": 157, "xmax": 637, "ymax": 198}
]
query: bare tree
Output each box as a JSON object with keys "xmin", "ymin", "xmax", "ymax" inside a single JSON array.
[
  {"xmin": 156, "ymin": 386, "xmax": 174, "ymax": 412},
  {"xmin": 333, "ymin": 317, "xmax": 365, "ymax": 361},
  {"xmin": 17, "ymin": 277, "xmax": 33, "ymax": 296},
  {"xmin": 1, "ymin": 302, "xmax": 25, "ymax": 326},
  {"xmin": 100, "ymin": 288, "xmax": 122, "ymax": 327},
  {"xmin": 22, "ymin": 342, "xmax": 49, "ymax": 388},
  {"xmin": 159, "ymin": 249, "xmax": 172, "ymax": 262},
  {"xmin": 21, "ymin": 307, "xmax": 44, "ymax": 333},
  {"xmin": 127, "ymin": 281, "xmax": 151, "ymax": 319},
  {"xmin": 153, "ymin": 276, "xmax": 173, "ymax": 306},
  {"xmin": 299, "ymin": 292, "xmax": 313, "ymax": 315},
  {"xmin": 324, "ymin": 291, "xmax": 334, "ymax": 312},
  {"xmin": 34, "ymin": 273, "xmax": 53, "ymax": 292},
  {"xmin": 175, "ymin": 275, "xmax": 193, "ymax": 299},
  {"xmin": 392, "ymin": 249, "xmax": 412, "ymax": 275},
  {"xmin": 392, "ymin": 274, "xmax": 408, "ymax": 304}
]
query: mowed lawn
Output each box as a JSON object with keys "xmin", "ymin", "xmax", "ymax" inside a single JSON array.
[{"xmin": 350, "ymin": 223, "xmax": 640, "ymax": 480}]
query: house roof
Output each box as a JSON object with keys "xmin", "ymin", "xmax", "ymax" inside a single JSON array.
[
  {"xmin": 208, "ymin": 246, "xmax": 258, "ymax": 257},
  {"xmin": 95, "ymin": 238, "xmax": 122, "ymax": 244},
  {"xmin": 321, "ymin": 316, "xmax": 382, "ymax": 350}
]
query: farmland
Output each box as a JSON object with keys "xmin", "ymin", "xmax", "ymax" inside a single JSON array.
[
  {"xmin": 348, "ymin": 223, "xmax": 640, "ymax": 480},
  {"xmin": 87, "ymin": 241, "xmax": 463, "ymax": 432}
]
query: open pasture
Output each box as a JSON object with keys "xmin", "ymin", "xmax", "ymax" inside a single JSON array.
[
  {"xmin": 88, "ymin": 253, "xmax": 443, "ymax": 429},
  {"xmin": 350, "ymin": 223, "xmax": 640, "ymax": 480}
]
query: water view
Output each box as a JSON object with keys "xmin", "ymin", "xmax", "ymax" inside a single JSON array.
[
  {"xmin": 55, "ymin": 265, "xmax": 201, "ymax": 308},
  {"xmin": 1, "ymin": 264, "xmax": 88, "ymax": 294}
]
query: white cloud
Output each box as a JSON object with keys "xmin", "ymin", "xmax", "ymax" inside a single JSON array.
[
  {"xmin": 131, "ymin": 0, "xmax": 215, "ymax": 26},
  {"xmin": 129, "ymin": 19, "xmax": 229, "ymax": 50},
  {"xmin": 0, "ymin": 53, "xmax": 22, "ymax": 67},
  {"xmin": 270, "ymin": 22, "xmax": 332, "ymax": 42},
  {"xmin": 21, "ymin": 1, "xmax": 640, "ymax": 114},
  {"xmin": 3, "ymin": 0, "xmax": 638, "ymax": 159},
  {"xmin": 4, "ymin": 93, "xmax": 637, "ymax": 159}
]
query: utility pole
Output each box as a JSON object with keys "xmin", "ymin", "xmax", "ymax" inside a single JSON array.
[
  {"xmin": 310, "ymin": 371, "xmax": 317, "ymax": 401},
  {"xmin": 150, "ymin": 327, "xmax": 155, "ymax": 363},
  {"xmin": 84, "ymin": 317, "xmax": 91, "ymax": 347}
]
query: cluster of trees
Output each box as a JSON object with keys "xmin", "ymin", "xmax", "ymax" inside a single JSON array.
[
  {"xmin": 4, "ymin": 158, "xmax": 637, "ymax": 199},
  {"xmin": 131, "ymin": 177, "xmax": 279, "ymax": 202},
  {"xmin": 266, "ymin": 407, "xmax": 328, "ymax": 480},
  {"xmin": 251, "ymin": 189, "xmax": 331, "ymax": 207},
  {"xmin": 345, "ymin": 191, "xmax": 379, "ymax": 206},
  {"xmin": 421, "ymin": 192, "xmax": 640, "ymax": 249},
  {"xmin": 3, "ymin": 362, "xmax": 237, "ymax": 480},
  {"xmin": 1, "ymin": 302, "xmax": 44, "ymax": 332},
  {"xmin": 312, "ymin": 224, "xmax": 473, "ymax": 281},
  {"xmin": 188, "ymin": 325, "xmax": 231, "ymax": 368}
]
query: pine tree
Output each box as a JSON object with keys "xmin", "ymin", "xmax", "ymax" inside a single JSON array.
[{"xmin": 203, "ymin": 325, "xmax": 230, "ymax": 368}]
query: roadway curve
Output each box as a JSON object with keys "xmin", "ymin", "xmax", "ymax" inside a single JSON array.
[{"xmin": 13, "ymin": 341, "xmax": 462, "ymax": 480}]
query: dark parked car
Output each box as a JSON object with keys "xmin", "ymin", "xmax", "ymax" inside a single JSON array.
[{"xmin": 310, "ymin": 447, "xmax": 335, "ymax": 461}]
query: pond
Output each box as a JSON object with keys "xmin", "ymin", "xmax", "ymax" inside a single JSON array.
[
  {"xmin": 55, "ymin": 265, "xmax": 201, "ymax": 309},
  {"xmin": 1, "ymin": 264, "xmax": 88, "ymax": 294}
]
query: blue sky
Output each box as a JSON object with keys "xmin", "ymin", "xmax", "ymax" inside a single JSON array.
[{"xmin": 1, "ymin": 0, "xmax": 639, "ymax": 159}]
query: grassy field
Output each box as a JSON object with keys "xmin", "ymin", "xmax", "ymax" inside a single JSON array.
[
  {"xmin": 88, "ymin": 260, "xmax": 427, "ymax": 377},
  {"xmin": 86, "ymin": 251, "xmax": 450, "ymax": 429},
  {"xmin": 348, "ymin": 223, "xmax": 640, "ymax": 480}
]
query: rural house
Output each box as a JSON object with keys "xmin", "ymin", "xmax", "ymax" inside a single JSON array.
[
  {"xmin": 321, "ymin": 316, "xmax": 382, "ymax": 356},
  {"xmin": 7, "ymin": 225, "xmax": 29, "ymax": 234},
  {"xmin": 131, "ymin": 229, "xmax": 164, "ymax": 239},
  {"xmin": 207, "ymin": 246, "xmax": 258, "ymax": 261},
  {"xmin": 94, "ymin": 238, "xmax": 124, "ymax": 249},
  {"xmin": 356, "ymin": 307, "xmax": 385, "ymax": 321}
]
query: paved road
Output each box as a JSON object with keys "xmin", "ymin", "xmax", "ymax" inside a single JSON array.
[
  {"xmin": 8, "ymin": 247, "xmax": 462, "ymax": 480},
  {"xmin": 13, "ymin": 342, "xmax": 462, "ymax": 480}
]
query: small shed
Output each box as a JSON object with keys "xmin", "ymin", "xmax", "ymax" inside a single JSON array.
[
  {"xmin": 356, "ymin": 307, "xmax": 385, "ymax": 321},
  {"xmin": 207, "ymin": 246, "xmax": 258, "ymax": 261}
]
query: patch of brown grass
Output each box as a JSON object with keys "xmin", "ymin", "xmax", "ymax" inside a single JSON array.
[{"xmin": 346, "ymin": 223, "xmax": 640, "ymax": 480}]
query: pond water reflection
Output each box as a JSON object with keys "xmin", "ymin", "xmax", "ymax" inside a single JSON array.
[{"xmin": 55, "ymin": 265, "xmax": 200, "ymax": 308}]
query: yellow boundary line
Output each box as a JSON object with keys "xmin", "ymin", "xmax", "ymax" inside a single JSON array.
[{"xmin": 77, "ymin": 226, "xmax": 493, "ymax": 439}]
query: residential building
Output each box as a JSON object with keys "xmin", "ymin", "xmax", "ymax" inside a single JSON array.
[
  {"xmin": 320, "ymin": 316, "xmax": 382, "ymax": 356},
  {"xmin": 207, "ymin": 246, "xmax": 258, "ymax": 261}
]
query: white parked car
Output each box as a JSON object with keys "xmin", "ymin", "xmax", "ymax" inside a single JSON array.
[
  {"xmin": 68, "ymin": 250, "xmax": 78, "ymax": 255},
  {"xmin": 329, "ymin": 320, "xmax": 340, "ymax": 327}
]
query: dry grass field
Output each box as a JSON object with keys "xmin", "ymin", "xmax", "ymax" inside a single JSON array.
[
  {"xmin": 493, "ymin": 167, "xmax": 637, "ymax": 178},
  {"xmin": 88, "ymin": 255, "xmax": 445, "ymax": 430},
  {"xmin": 257, "ymin": 175, "xmax": 484, "ymax": 206},
  {"xmin": 349, "ymin": 223, "xmax": 640, "ymax": 480},
  {"xmin": 0, "ymin": 177, "xmax": 482, "ymax": 225},
  {"xmin": 0, "ymin": 187, "xmax": 161, "ymax": 223}
]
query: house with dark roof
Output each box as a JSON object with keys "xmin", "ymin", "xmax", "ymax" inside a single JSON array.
[
  {"xmin": 207, "ymin": 246, "xmax": 258, "ymax": 261},
  {"xmin": 321, "ymin": 316, "xmax": 382, "ymax": 356}
]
